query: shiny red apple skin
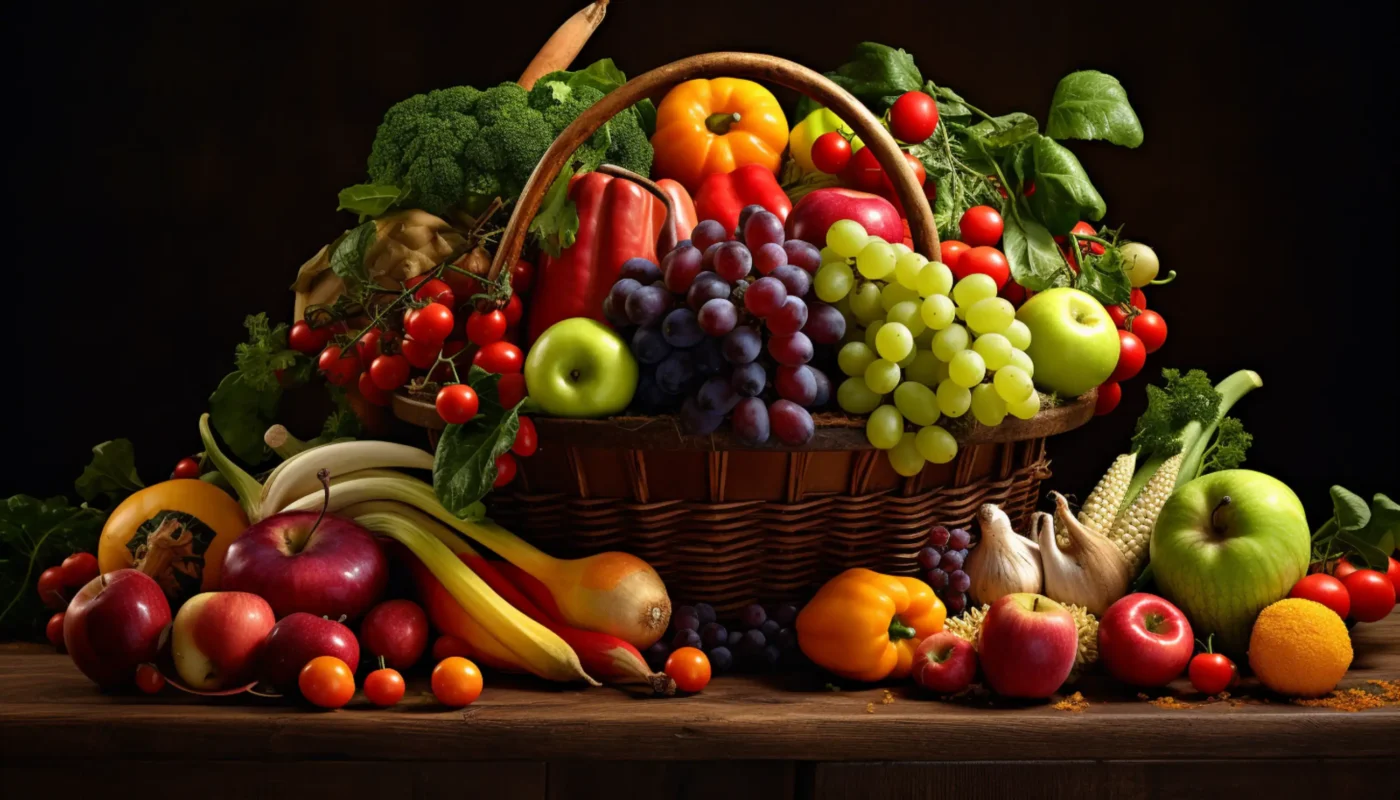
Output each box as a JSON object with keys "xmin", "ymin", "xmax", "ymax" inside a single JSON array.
[
  {"xmin": 785, "ymin": 188, "xmax": 903, "ymax": 247},
  {"xmin": 63, "ymin": 569, "xmax": 172, "ymax": 689},
  {"xmin": 977, "ymin": 593, "xmax": 1078, "ymax": 699},
  {"xmin": 360, "ymin": 599, "xmax": 429, "ymax": 670},
  {"xmin": 220, "ymin": 511, "xmax": 388, "ymax": 620},
  {"xmin": 912, "ymin": 632, "xmax": 978, "ymax": 694},
  {"xmin": 259, "ymin": 612, "xmax": 361, "ymax": 692},
  {"xmin": 172, "ymin": 591, "xmax": 276, "ymax": 690},
  {"xmin": 1098, "ymin": 593, "xmax": 1195, "ymax": 687}
]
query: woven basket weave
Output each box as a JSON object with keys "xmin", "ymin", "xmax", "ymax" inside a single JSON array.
[{"xmin": 394, "ymin": 52, "xmax": 1097, "ymax": 613}]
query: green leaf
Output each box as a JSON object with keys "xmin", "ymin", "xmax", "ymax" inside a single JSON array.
[
  {"xmin": 1330, "ymin": 485, "xmax": 1372, "ymax": 532},
  {"xmin": 1075, "ymin": 245, "xmax": 1132, "ymax": 306},
  {"xmin": 1002, "ymin": 212, "xmax": 1069, "ymax": 291},
  {"xmin": 927, "ymin": 81, "xmax": 971, "ymax": 124},
  {"xmin": 966, "ymin": 112, "xmax": 1040, "ymax": 151},
  {"xmin": 329, "ymin": 221, "xmax": 377, "ymax": 292},
  {"xmin": 821, "ymin": 42, "xmax": 923, "ymax": 110},
  {"xmin": 539, "ymin": 58, "xmax": 629, "ymax": 95},
  {"xmin": 529, "ymin": 162, "xmax": 579, "ymax": 258},
  {"xmin": 209, "ymin": 372, "xmax": 281, "ymax": 466},
  {"xmin": 1045, "ymin": 71, "xmax": 1144, "ymax": 148},
  {"xmin": 1336, "ymin": 530, "xmax": 1389, "ymax": 571},
  {"xmin": 433, "ymin": 368, "xmax": 522, "ymax": 517},
  {"xmin": 234, "ymin": 313, "xmax": 300, "ymax": 392},
  {"xmin": 337, "ymin": 184, "xmax": 406, "ymax": 218},
  {"xmin": 0, "ymin": 495, "xmax": 107, "ymax": 637},
  {"xmin": 1367, "ymin": 493, "xmax": 1400, "ymax": 553},
  {"xmin": 1027, "ymin": 136, "xmax": 1106, "ymax": 236},
  {"xmin": 633, "ymin": 98, "xmax": 658, "ymax": 137},
  {"xmin": 74, "ymin": 439, "xmax": 144, "ymax": 505}
]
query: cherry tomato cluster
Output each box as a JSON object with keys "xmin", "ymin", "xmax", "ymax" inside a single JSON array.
[
  {"xmin": 36, "ymin": 551, "xmax": 101, "ymax": 624},
  {"xmin": 1291, "ymin": 557, "xmax": 1400, "ymax": 624},
  {"xmin": 809, "ymin": 90, "xmax": 940, "ymax": 213}
]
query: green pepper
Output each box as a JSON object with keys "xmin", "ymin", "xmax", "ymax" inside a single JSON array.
[{"xmin": 788, "ymin": 108, "xmax": 864, "ymax": 174}]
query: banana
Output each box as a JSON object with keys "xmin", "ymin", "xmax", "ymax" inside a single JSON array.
[{"xmin": 256, "ymin": 440, "xmax": 434, "ymax": 521}]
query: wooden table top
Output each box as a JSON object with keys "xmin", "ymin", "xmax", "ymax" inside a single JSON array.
[{"xmin": 3, "ymin": 617, "xmax": 1400, "ymax": 764}]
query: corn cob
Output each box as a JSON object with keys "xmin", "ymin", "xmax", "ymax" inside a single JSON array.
[
  {"xmin": 1108, "ymin": 453, "xmax": 1183, "ymax": 573},
  {"xmin": 1055, "ymin": 452, "xmax": 1137, "ymax": 548}
]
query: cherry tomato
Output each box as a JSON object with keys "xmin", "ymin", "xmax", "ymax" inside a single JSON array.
[
  {"xmin": 318, "ymin": 346, "xmax": 361, "ymax": 386},
  {"xmin": 405, "ymin": 303, "xmax": 455, "ymax": 344},
  {"xmin": 1341, "ymin": 570, "xmax": 1396, "ymax": 622},
  {"xmin": 493, "ymin": 453, "xmax": 518, "ymax": 487},
  {"xmin": 503, "ymin": 294, "xmax": 524, "ymax": 328},
  {"xmin": 1289, "ymin": 573, "xmax": 1351, "ymax": 619},
  {"xmin": 60, "ymin": 552, "xmax": 100, "ymax": 588},
  {"xmin": 1109, "ymin": 330, "xmax": 1146, "ymax": 383},
  {"xmin": 408, "ymin": 276, "xmax": 455, "ymax": 309},
  {"xmin": 510, "ymin": 261, "xmax": 535, "ymax": 295},
  {"xmin": 37, "ymin": 567, "xmax": 66, "ymax": 610},
  {"xmin": 299, "ymin": 656, "xmax": 356, "ymax": 709},
  {"xmin": 952, "ymin": 246, "xmax": 1010, "ymax": 290},
  {"xmin": 135, "ymin": 663, "xmax": 166, "ymax": 695},
  {"xmin": 369, "ymin": 354, "xmax": 411, "ymax": 391},
  {"xmin": 171, "ymin": 457, "xmax": 200, "ymax": 481},
  {"xmin": 1388, "ymin": 557, "xmax": 1400, "ymax": 598},
  {"xmin": 1332, "ymin": 558, "xmax": 1360, "ymax": 580},
  {"xmin": 811, "ymin": 131, "xmax": 853, "ymax": 174},
  {"xmin": 466, "ymin": 310, "xmax": 508, "ymax": 346},
  {"xmin": 432, "ymin": 635, "xmax": 474, "ymax": 662},
  {"xmin": 497, "ymin": 373, "xmax": 528, "ymax": 410},
  {"xmin": 1056, "ymin": 221, "xmax": 1105, "ymax": 255},
  {"xmin": 1000, "ymin": 280, "xmax": 1026, "ymax": 306},
  {"xmin": 401, "ymin": 336, "xmax": 440, "ymax": 370},
  {"xmin": 512, "ymin": 417, "xmax": 538, "ymax": 457},
  {"xmin": 289, "ymin": 320, "xmax": 331, "ymax": 354},
  {"xmin": 357, "ymin": 372, "xmax": 391, "ymax": 407},
  {"xmin": 879, "ymin": 152, "xmax": 927, "ymax": 197},
  {"xmin": 473, "ymin": 341, "xmax": 523, "ymax": 374},
  {"xmin": 46, "ymin": 612, "xmax": 65, "ymax": 650},
  {"xmin": 432, "ymin": 657, "xmax": 483, "ymax": 707},
  {"xmin": 1108, "ymin": 304, "xmax": 1132, "ymax": 329},
  {"xmin": 958, "ymin": 206, "xmax": 1004, "ymax": 248},
  {"xmin": 664, "ymin": 647, "xmax": 712, "ymax": 693},
  {"xmin": 436, "ymin": 384, "xmax": 479, "ymax": 425},
  {"xmin": 889, "ymin": 91, "xmax": 940, "ymax": 142},
  {"xmin": 1188, "ymin": 652, "xmax": 1236, "ymax": 695},
  {"xmin": 843, "ymin": 146, "xmax": 884, "ymax": 192},
  {"xmin": 355, "ymin": 327, "xmax": 384, "ymax": 363},
  {"xmin": 1129, "ymin": 287, "xmax": 1147, "ymax": 310},
  {"xmin": 1130, "ymin": 309, "xmax": 1168, "ymax": 354},
  {"xmin": 364, "ymin": 667, "xmax": 406, "ymax": 707},
  {"xmin": 429, "ymin": 340, "xmax": 468, "ymax": 383},
  {"xmin": 939, "ymin": 240, "xmax": 969, "ymax": 271},
  {"xmin": 1094, "ymin": 382, "xmax": 1122, "ymax": 416}
]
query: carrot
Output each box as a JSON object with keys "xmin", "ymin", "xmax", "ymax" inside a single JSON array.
[
  {"xmin": 517, "ymin": 0, "xmax": 610, "ymax": 90},
  {"xmin": 496, "ymin": 561, "xmax": 567, "ymax": 624}
]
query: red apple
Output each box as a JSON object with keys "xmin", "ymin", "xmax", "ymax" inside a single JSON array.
[
  {"xmin": 785, "ymin": 188, "xmax": 903, "ymax": 247},
  {"xmin": 912, "ymin": 632, "xmax": 978, "ymax": 694},
  {"xmin": 221, "ymin": 511, "xmax": 388, "ymax": 620},
  {"xmin": 1097, "ymin": 593, "xmax": 1194, "ymax": 687},
  {"xmin": 360, "ymin": 599, "xmax": 429, "ymax": 670},
  {"xmin": 64, "ymin": 569, "xmax": 172, "ymax": 689},
  {"xmin": 171, "ymin": 591, "xmax": 276, "ymax": 690},
  {"xmin": 259, "ymin": 612, "xmax": 361, "ymax": 692},
  {"xmin": 978, "ymin": 593, "xmax": 1078, "ymax": 698}
]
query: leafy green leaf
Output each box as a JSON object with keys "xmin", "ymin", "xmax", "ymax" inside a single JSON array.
[
  {"xmin": 1075, "ymin": 245, "xmax": 1132, "ymax": 306},
  {"xmin": 927, "ymin": 81, "xmax": 971, "ymax": 124},
  {"xmin": 433, "ymin": 368, "xmax": 522, "ymax": 517},
  {"xmin": 209, "ymin": 372, "xmax": 281, "ymax": 466},
  {"xmin": 966, "ymin": 112, "xmax": 1040, "ymax": 151},
  {"xmin": 539, "ymin": 58, "xmax": 629, "ymax": 95},
  {"xmin": 329, "ymin": 221, "xmax": 377, "ymax": 292},
  {"xmin": 1002, "ymin": 212, "xmax": 1069, "ymax": 291},
  {"xmin": 1027, "ymin": 136, "xmax": 1106, "ymax": 235},
  {"xmin": 529, "ymin": 162, "xmax": 579, "ymax": 258},
  {"xmin": 1366, "ymin": 493, "xmax": 1400, "ymax": 553},
  {"xmin": 819, "ymin": 42, "xmax": 923, "ymax": 111},
  {"xmin": 1336, "ymin": 530, "xmax": 1389, "ymax": 570},
  {"xmin": 0, "ymin": 496, "xmax": 107, "ymax": 637},
  {"xmin": 1045, "ymin": 71, "xmax": 1144, "ymax": 148},
  {"xmin": 1330, "ymin": 485, "xmax": 1372, "ymax": 532},
  {"xmin": 74, "ymin": 439, "xmax": 144, "ymax": 505},
  {"xmin": 235, "ymin": 313, "xmax": 300, "ymax": 392},
  {"xmin": 337, "ymin": 184, "xmax": 406, "ymax": 219}
]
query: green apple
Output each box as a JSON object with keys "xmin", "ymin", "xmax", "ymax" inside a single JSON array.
[
  {"xmin": 1150, "ymin": 470, "xmax": 1311, "ymax": 657},
  {"xmin": 1015, "ymin": 287, "xmax": 1119, "ymax": 398},
  {"xmin": 523, "ymin": 318, "xmax": 638, "ymax": 418}
]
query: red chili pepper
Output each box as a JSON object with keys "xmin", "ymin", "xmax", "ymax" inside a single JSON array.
[
  {"xmin": 694, "ymin": 163, "xmax": 793, "ymax": 236},
  {"xmin": 527, "ymin": 171, "xmax": 697, "ymax": 345}
]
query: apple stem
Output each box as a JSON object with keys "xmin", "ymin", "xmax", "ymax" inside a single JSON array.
[
  {"xmin": 306, "ymin": 469, "xmax": 332, "ymax": 540},
  {"xmin": 1032, "ymin": 596, "xmax": 1040, "ymax": 612},
  {"xmin": 1210, "ymin": 496, "xmax": 1232, "ymax": 536}
]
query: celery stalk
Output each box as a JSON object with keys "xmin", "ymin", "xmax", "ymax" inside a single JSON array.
[{"xmin": 198, "ymin": 413, "xmax": 263, "ymax": 520}]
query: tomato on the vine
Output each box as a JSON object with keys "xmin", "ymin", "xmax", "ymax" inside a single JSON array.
[
  {"xmin": 436, "ymin": 384, "xmax": 479, "ymax": 425},
  {"xmin": 369, "ymin": 354, "xmax": 411, "ymax": 391},
  {"xmin": 1388, "ymin": 557, "xmax": 1400, "ymax": 598},
  {"xmin": 1109, "ymin": 330, "xmax": 1146, "ymax": 383},
  {"xmin": 1341, "ymin": 570, "xmax": 1396, "ymax": 622},
  {"xmin": 958, "ymin": 206, "xmax": 1004, "ymax": 248},
  {"xmin": 37, "ymin": 567, "xmax": 66, "ymax": 609},
  {"xmin": 1108, "ymin": 304, "xmax": 1132, "ymax": 329},
  {"xmin": 494, "ymin": 453, "xmax": 518, "ymax": 487},
  {"xmin": 999, "ymin": 280, "xmax": 1026, "ymax": 306},
  {"xmin": 288, "ymin": 321, "xmax": 330, "ymax": 354},
  {"xmin": 405, "ymin": 303, "xmax": 454, "ymax": 344},
  {"xmin": 512, "ymin": 417, "xmax": 538, "ymax": 457},
  {"xmin": 364, "ymin": 666, "xmax": 406, "ymax": 707},
  {"xmin": 1129, "ymin": 288, "xmax": 1147, "ymax": 310},
  {"xmin": 843, "ymin": 146, "xmax": 884, "ymax": 192},
  {"xmin": 356, "ymin": 327, "xmax": 384, "ymax": 362},
  {"xmin": 1130, "ymin": 309, "xmax": 1167, "ymax": 354},
  {"xmin": 431, "ymin": 657, "xmax": 483, "ymax": 707},
  {"xmin": 1094, "ymin": 382, "xmax": 1122, "ymax": 416},
  {"xmin": 510, "ymin": 261, "xmax": 535, "ymax": 294},
  {"xmin": 939, "ymin": 240, "xmax": 968, "ymax": 271},
  {"xmin": 299, "ymin": 656, "xmax": 355, "ymax": 709},
  {"xmin": 473, "ymin": 341, "xmax": 523, "ymax": 374},
  {"xmin": 318, "ymin": 346, "xmax": 361, "ymax": 386},
  {"xmin": 497, "ymin": 373, "xmax": 527, "ymax": 410},
  {"xmin": 889, "ymin": 91, "xmax": 939, "ymax": 142},
  {"xmin": 430, "ymin": 340, "xmax": 468, "ymax": 383},
  {"xmin": 401, "ymin": 336, "xmax": 440, "ymax": 370},
  {"xmin": 409, "ymin": 276, "xmax": 455, "ymax": 309},
  {"xmin": 60, "ymin": 552, "xmax": 99, "ymax": 587},
  {"xmin": 1188, "ymin": 651, "xmax": 1235, "ymax": 695},
  {"xmin": 46, "ymin": 612, "xmax": 65, "ymax": 650},
  {"xmin": 357, "ymin": 372, "xmax": 391, "ymax": 407},
  {"xmin": 664, "ymin": 647, "xmax": 712, "ymax": 693},
  {"xmin": 811, "ymin": 131, "xmax": 853, "ymax": 175},
  {"xmin": 1289, "ymin": 573, "xmax": 1351, "ymax": 619},
  {"xmin": 953, "ymin": 246, "xmax": 1010, "ymax": 290},
  {"xmin": 502, "ymin": 294, "xmax": 524, "ymax": 328},
  {"xmin": 466, "ymin": 310, "xmax": 507, "ymax": 346},
  {"xmin": 171, "ymin": 457, "xmax": 200, "ymax": 480},
  {"xmin": 1056, "ymin": 221, "xmax": 1104, "ymax": 255},
  {"xmin": 135, "ymin": 663, "xmax": 166, "ymax": 695}
]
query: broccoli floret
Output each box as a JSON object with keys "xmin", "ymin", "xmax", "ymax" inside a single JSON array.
[{"xmin": 602, "ymin": 111, "xmax": 655, "ymax": 177}]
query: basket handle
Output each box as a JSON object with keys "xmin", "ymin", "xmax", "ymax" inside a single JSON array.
[
  {"xmin": 487, "ymin": 51, "xmax": 939, "ymax": 283},
  {"xmin": 595, "ymin": 163, "xmax": 679, "ymax": 254}
]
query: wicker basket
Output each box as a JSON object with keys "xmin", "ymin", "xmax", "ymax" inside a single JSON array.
[{"xmin": 394, "ymin": 52, "xmax": 1096, "ymax": 613}]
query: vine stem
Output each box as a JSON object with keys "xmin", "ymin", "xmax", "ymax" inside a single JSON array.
[{"xmin": 0, "ymin": 508, "xmax": 89, "ymax": 625}]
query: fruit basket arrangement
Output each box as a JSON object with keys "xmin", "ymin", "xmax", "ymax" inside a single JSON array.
[{"xmin": 8, "ymin": 1, "xmax": 1398, "ymax": 712}]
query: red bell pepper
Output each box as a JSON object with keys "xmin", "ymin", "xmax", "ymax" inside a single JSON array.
[
  {"xmin": 527, "ymin": 171, "xmax": 696, "ymax": 344},
  {"xmin": 694, "ymin": 163, "xmax": 793, "ymax": 236}
]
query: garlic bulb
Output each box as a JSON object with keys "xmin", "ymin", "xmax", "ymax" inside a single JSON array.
[
  {"xmin": 965, "ymin": 504, "xmax": 1043, "ymax": 607},
  {"xmin": 1039, "ymin": 493, "xmax": 1133, "ymax": 616}
]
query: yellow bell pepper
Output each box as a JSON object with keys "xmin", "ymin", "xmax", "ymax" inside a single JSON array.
[
  {"xmin": 796, "ymin": 568, "xmax": 945, "ymax": 681},
  {"xmin": 788, "ymin": 108, "xmax": 864, "ymax": 174},
  {"xmin": 651, "ymin": 78, "xmax": 788, "ymax": 193}
]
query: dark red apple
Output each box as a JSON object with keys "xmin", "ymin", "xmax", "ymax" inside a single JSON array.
[
  {"xmin": 978, "ymin": 593, "xmax": 1078, "ymax": 699},
  {"xmin": 785, "ymin": 188, "xmax": 903, "ymax": 247},
  {"xmin": 259, "ymin": 612, "xmax": 361, "ymax": 692},
  {"xmin": 360, "ymin": 599, "xmax": 429, "ymax": 670},
  {"xmin": 1098, "ymin": 593, "xmax": 1195, "ymax": 687},
  {"xmin": 63, "ymin": 569, "xmax": 172, "ymax": 690},
  {"xmin": 912, "ymin": 632, "xmax": 978, "ymax": 694},
  {"xmin": 220, "ymin": 511, "xmax": 387, "ymax": 620}
]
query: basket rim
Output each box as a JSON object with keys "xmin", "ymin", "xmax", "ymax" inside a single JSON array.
[{"xmin": 392, "ymin": 389, "xmax": 1095, "ymax": 451}]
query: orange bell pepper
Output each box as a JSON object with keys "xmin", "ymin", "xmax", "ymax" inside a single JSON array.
[
  {"xmin": 651, "ymin": 78, "xmax": 789, "ymax": 193},
  {"xmin": 795, "ymin": 568, "xmax": 945, "ymax": 681}
]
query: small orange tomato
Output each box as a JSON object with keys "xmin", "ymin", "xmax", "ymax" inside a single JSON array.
[
  {"xmin": 431, "ymin": 657, "xmax": 483, "ymax": 707},
  {"xmin": 135, "ymin": 663, "xmax": 166, "ymax": 694},
  {"xmin": 665, "ymin": 647, "xmax": 712, "ymax": 693},
  {"xmin": 299, "ymin": 656, "xmax": 355, "ymax": 709},
  {"xmin": 364, "ymin": 667, "xmax": 406, "ymax": 707}
]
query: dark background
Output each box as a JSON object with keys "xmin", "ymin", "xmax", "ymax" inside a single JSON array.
[{"xmin": 5, "ymin": 0, "xmax": 1397, "ymax": 523}]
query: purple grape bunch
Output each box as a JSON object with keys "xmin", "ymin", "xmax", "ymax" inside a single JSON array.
[
  {"xmin": 643, "ymin": 600, "xmax": 804, "ymax": 675},
  {"xmin": 918, "ymin": 525, "xmax": 974, "ymax": 615},
  {"xmin": 603, "ymin": 205, "xmax": 846, "ymax": 446}
]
